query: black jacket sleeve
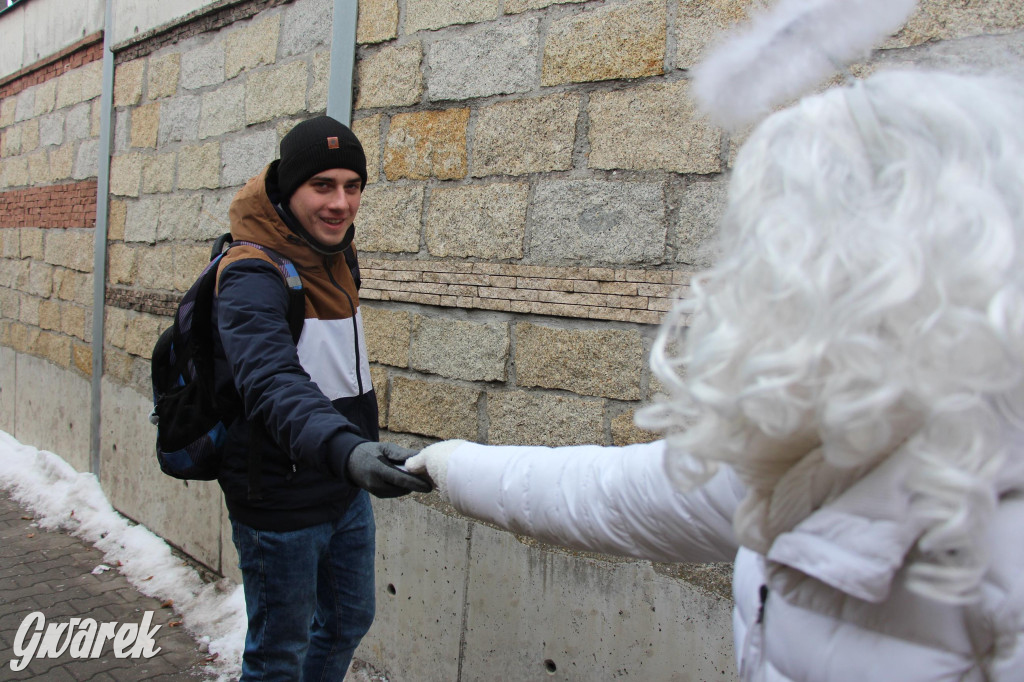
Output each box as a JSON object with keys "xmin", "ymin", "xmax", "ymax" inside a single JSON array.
[{"xmin": 215, "ymin": 258, "xmax": 368, "ymax": 475}]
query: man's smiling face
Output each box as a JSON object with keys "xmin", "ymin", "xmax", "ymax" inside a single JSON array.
[{"xmin": 287, "ymin": 167, "xmax": 363, "ymax": 247}]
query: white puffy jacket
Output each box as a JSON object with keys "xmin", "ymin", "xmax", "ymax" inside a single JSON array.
[{"xmin": 442, "ymin": 440, "xmax": 1024, "ymax": 681}]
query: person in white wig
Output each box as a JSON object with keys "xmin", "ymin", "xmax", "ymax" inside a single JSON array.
[{"xmin": 407, "ymin": 68, "xmax": 1024, "ymax": 681}]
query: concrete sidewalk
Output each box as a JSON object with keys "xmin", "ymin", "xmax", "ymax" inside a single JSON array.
[{"xmin": 0, "ymin": 489, "xmax": 212, "ymax": 681}]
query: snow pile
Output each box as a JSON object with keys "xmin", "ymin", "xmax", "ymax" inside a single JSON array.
[{"xmin": 0, "ymin": 430, "xmax": 245, "ymax": 681}]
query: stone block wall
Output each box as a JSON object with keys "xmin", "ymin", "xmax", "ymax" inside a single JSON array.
[
  {"xmin": 0, "ymin": 33, "xmax": 104, "ymax": 461},
  {"xmin": 349, "ymin": 0, "xmax": 1024, "ymax": 455},
  {"xmin": 92, "ymin": 0, "xmax": 1024, "ymax": 473},
  {"xmin": 103, "ymin": 0, "xmax": 324, "ymax": 399},
  {"xmin": 352, "ymin": 0, "xmax": 721, "ymax": 453}
]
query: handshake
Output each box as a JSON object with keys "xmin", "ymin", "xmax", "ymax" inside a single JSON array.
[{"xmin": 329, "ymin": 440, "xmax": 464, "ymax": 499}]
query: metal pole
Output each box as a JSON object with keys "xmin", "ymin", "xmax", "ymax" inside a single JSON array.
[
  {"xmin": 89, "ymin": 0, "xmax": 115, "ymax": 478},
  {"xmin": 327, "ymin": 0, "xmax": 358, "ymax": 125}
]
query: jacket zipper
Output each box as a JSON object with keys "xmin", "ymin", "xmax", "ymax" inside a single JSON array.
[
  {"xmin": 739, "ymin": 584, "xmax": 769, "ymax": 681},
  {"xmin": 756, "ymin": 584, "xmax": 768, "ymax": 624},
  {"xmin": 323, "ymin": 255, "xmax": 364, "ymax": 395}
]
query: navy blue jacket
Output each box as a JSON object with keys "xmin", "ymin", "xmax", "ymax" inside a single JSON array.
[{"xmin": 212, "ymin": 164, "xmax": 378, "ymax": 532}]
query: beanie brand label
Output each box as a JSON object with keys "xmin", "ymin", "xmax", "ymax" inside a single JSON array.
[{"xmin": 327, "ymin": 136, "xmax": 339, "ymax": 149}]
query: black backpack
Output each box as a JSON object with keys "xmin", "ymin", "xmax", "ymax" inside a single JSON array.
[{"xmin": 150, "ymin": 234, "xmax": 305, "ymax": 480}]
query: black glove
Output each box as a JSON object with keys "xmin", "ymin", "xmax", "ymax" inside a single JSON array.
[{"xmin": 342, "ymin": 442, "xmax": 433, "ymax": 498}]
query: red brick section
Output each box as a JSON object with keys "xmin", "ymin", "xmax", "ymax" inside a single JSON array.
[
  {"xmin": 0, "ymin": 181, "xmax": 98, "ymax": 229},
  {"xmin": 0, "ymin": 33, "xmax": 103, "ymax": 99},
  {"xmin": 359, "ymin": 258, "xmax": 691, "ymax": 325}
]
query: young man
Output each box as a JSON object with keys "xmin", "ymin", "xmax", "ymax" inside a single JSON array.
[{"xmin": 212, "ymin": 115, "xmax": 431, "ymax": 681}]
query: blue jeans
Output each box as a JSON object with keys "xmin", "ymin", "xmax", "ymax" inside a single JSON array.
[{"xmin": 231, "ymin": 491, "xmax": 376, "ymax": 681}]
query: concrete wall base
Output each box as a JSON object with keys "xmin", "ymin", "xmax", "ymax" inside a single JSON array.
[
  {"xmin": 6, "ymin": 351, "xmax": 91, "ymax": 472},
  {"xmin": 99, "ymin": 377, "xmax": 227, "ymax": 573},
  {"xmin": 0, "ymin": 346, "xmax": 15, "ymax": 434},
  {"xmin": 360, "ymin": 497, "xmax": 737, "ymax": 681}
]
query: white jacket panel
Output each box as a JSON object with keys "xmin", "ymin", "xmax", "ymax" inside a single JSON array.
[
  {"xmin": 444, "ymin": 439, "xmax": 1024, "ymax": 682},
  {"xmin": 295, "ymin": 311, "xmax": 372, "ymax": 401}
]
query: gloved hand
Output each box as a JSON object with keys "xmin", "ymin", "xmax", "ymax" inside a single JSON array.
[
  {"xmin": 404, "ymin": 440, "xmax": 468, "ymax": 502},
  {"xmin": 343, "ymin": 442, "xmax": 433, "ymax": 498}
]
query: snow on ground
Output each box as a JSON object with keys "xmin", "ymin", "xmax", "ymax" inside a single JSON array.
[
  {"xmin": 0, "ymin": 429, "xmax": 389, "ymax": 682},
  {"xmin": 0, "ymin": 430, "xmax": 246, "ymax": 680}
]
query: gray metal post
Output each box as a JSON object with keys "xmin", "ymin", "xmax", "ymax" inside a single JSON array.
[
  {"xmin": 89, "ymin": 0, "xmax": 115, "ymax": 477},
  {"xmin": 327, "ymin": 0, "xmax": 358, "ymax": 125}
]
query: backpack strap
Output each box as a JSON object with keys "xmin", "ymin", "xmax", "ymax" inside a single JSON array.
[
  {"xmin": 172, "ymin": 254, "xmax": 225, "ymax": 388},
  {"xmin": 231, "ymin": 240, "xmax": 305, "ymax": 342},
  {"xmin": 214, "ymin": 234, "xmax": 306, "ymax": 342},
  {"xmin": 214, "ymin": 234, "xmax": 306, "ymax": 501},
  {"xmin": 210, "ymin": 232, "xmax": 234, "ymax": 260}
]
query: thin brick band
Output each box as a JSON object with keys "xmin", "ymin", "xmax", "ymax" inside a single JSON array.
[
  {"xmin": 106, "ymin": 259, "xmax": 690, "ymax": 325},
  {"xmin": 360, "ymin": 258, "xmax": 689, "ymax": 325}
]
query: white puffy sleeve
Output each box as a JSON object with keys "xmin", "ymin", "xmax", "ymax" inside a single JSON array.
[{"xmin": 445, "ymin": 440, "xmax": 743, "ymax": 564}]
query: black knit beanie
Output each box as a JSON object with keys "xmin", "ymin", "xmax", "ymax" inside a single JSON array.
[{"xmin": 277, "ymin": 116, "xmax": 368, "ymax": 201}]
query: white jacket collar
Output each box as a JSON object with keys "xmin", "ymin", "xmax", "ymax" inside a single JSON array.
[
  {"xmin": 765, "ymin": 438, "xmax": 1024, "ymax": 603},
  {"xmin": 764, "ymin": 445, "xmax": 928, "ymax": 603}
]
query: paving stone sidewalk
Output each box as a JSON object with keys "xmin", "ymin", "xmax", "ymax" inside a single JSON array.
[{"xmin": 0, "ymin": 489, "xmax": 213, "ymax": 681}]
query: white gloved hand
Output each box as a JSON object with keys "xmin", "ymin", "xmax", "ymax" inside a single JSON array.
[{"xmin": 405, "ymin": 440, "xmax": 467, "ymax": 502}]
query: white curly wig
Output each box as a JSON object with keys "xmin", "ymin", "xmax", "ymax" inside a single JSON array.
[{"xmin": 639, "ymin": 69, "xmax": 1024, "ymax": 603}]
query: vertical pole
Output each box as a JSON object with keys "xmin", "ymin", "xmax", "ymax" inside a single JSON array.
[
  {"xmin": 90, "ymin": 0, "xmax": 115, "ymax": 478},
  {"xmin": 327, "ymin": 0, "xmax": 358, "ymax": 126}
]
